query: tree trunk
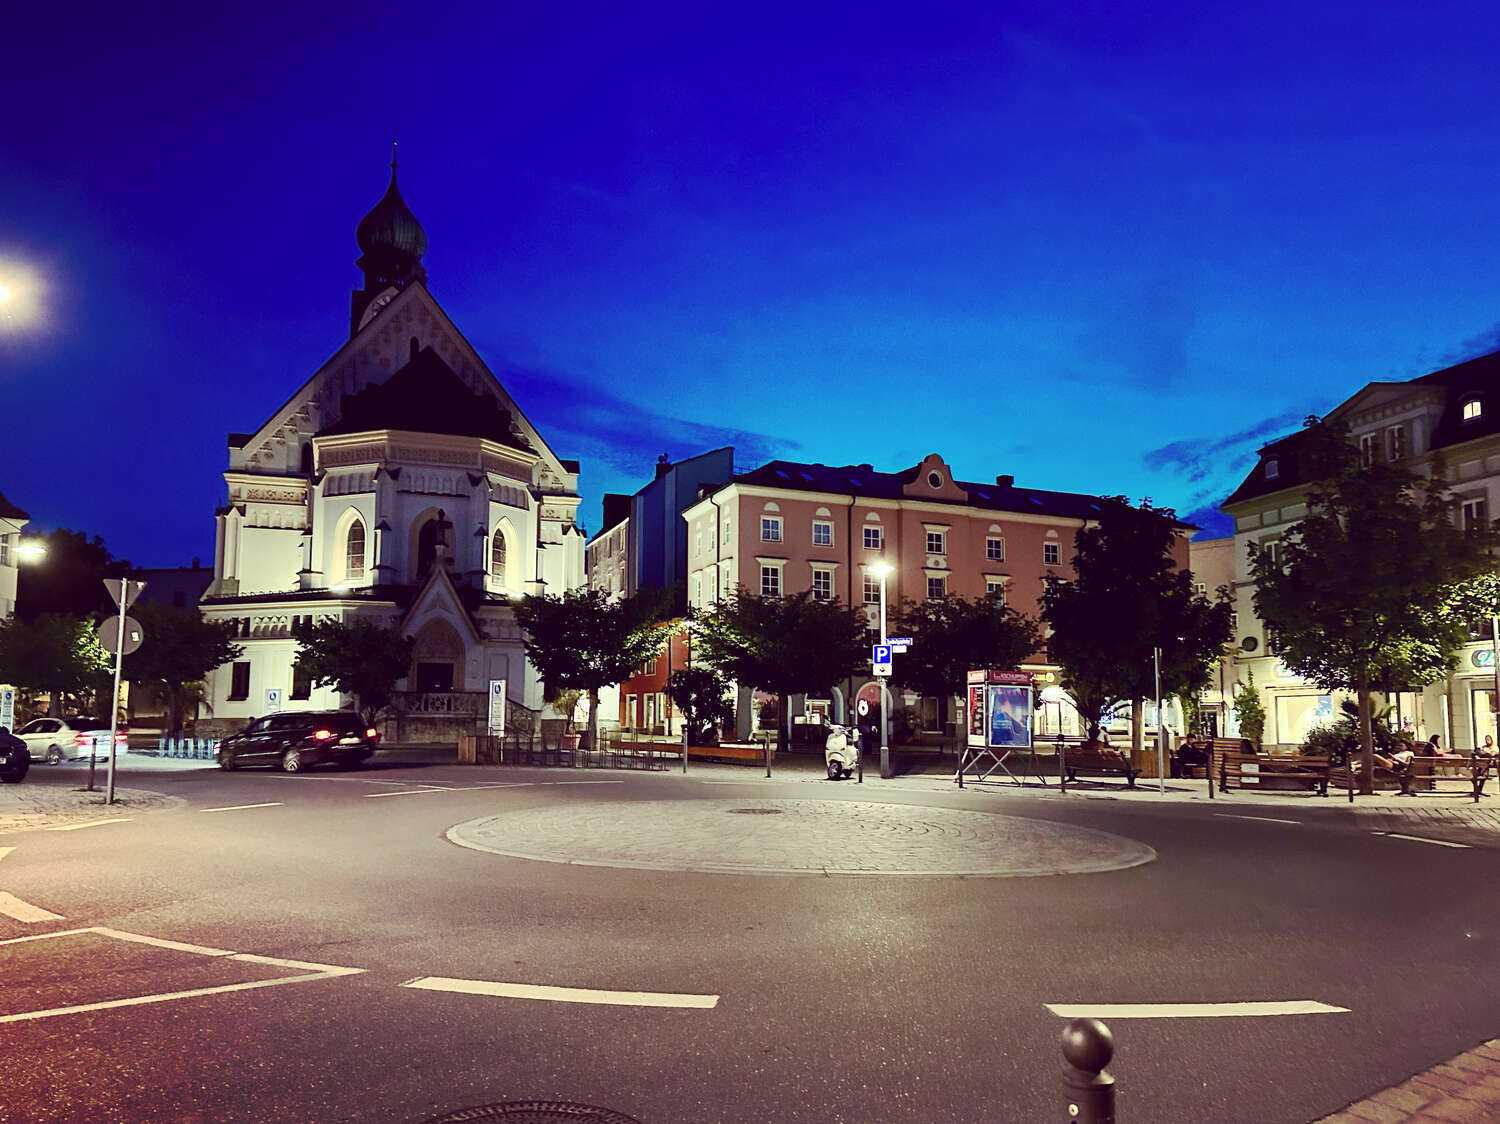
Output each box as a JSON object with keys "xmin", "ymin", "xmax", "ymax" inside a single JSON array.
[
  {"xmin": 167, "ymin": 684, "xmax": 182, "ymax": 737},
  {"xmin": 1131, "ymin": 699, "xmax": 1144, "ymax": 757},
  {"xmin": 776, "ymin": 693, "xmax": 788, "ymax": 755},
  {"xmin": 586, "ymin": 687, "xmax": 600, "ymax": 752},
  {"xmin": 1357, "ymin": 673, "xmax": 1375, "ymax": 796},
  {"xmin": 938, "ymin": 693, "xmax": 951, "ymax": 754}
]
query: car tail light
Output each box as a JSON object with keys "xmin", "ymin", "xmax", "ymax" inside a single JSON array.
[
  {"xmin": 75, "ymin": 734, "xmax": 90, "ymax": 747},
  {"xmin": 312, "ymin": 728, "xmax": 333, "ymax": 741},
  {"xmin": 365, "ymin": 728, "xmax": 379, "ymax": 740}
]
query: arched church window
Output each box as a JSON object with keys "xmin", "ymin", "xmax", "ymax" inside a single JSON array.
[
  {"xmin": 417, "ymin": 520, "xmax": 439, "ymax": 579},
  {"xmin": 491, "ymin": 528, "xmax": 507, "ymax": 578},
  {"xmin": 346, "ymin": 520, "xmax": 366, "ymax": 580}
]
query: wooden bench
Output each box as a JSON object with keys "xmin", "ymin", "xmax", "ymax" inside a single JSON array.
[
  {"xmin": 1399, "ymin": 755, "xmax": 1498, "ymax": 801},
  {"xmin": 1061, "ymin": 744, "xmax": 1137, "ymax": 788},
  {"xmin": 1217, "ymin": 751, "xmax": 1331, "ymax": 796}
]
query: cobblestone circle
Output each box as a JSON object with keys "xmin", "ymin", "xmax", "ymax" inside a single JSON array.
[
  {"xmin": 447, "ymin": 798, "xmax": 1156, "ymax": 877},
  {"xmin": 0, "ymin": 785, "xmax": 181, "ymax": 835}
]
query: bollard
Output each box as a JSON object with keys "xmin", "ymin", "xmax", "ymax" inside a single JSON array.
[{"xmin": 1061, "ymin": 1017, "xmax": 1115, "ymax": 1123}]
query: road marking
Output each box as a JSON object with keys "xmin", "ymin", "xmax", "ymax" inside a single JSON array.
[
  {"xmin": 265, "ymin": 775, "xmax": 449, "ymax": 788},
  {"xmin": 1378, "ymin": 832, "xmax": 1470, "ymax": 849},
  {"xmin": 0, "ymin": 892, "xmax": 64, "ymax": 923},
  {"xmin": 201, "ymin": 802, "xmax": 284, "ymax": 813},
  {"xmin": 0, "ymin": 926, "xmax": 364, "ymax": 1024},
  {"xmin": 47, "ymin": 818, "xmax": 132, "ymax": 832},
  {"xmin": 364, "ymin": 789, "xmax": 454, "ymax": 798},
  {"xmin": 1045, "ymin": 1000, "xmax": 1348, "ymax": 1019},
  {"xmin": 0, "ymin": 846, "xmax": 14, "ymax": 864},
  {"xmin": 401, "ymin": 974, "xmax": 719, "ymax": 1009},
  {"xmin": 1214, "ymin": 814, "xmax": 1301, "ymax": 826}
]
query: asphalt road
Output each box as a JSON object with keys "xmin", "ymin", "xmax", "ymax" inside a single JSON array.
[{"xmin": 2, "ymin": 755, "xmax": 1497, "ymax": 1123}]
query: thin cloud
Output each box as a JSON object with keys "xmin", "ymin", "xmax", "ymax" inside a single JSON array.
[{"xmin": 1143, "ymin": 408, "xmax": 1310, "ymax": 483}]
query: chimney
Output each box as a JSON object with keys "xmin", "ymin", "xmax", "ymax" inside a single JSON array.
[
  {"xmin": 995, "ymin": 474, "xmax": 1014, "ymax": 487},
  {"xmin": 655, "ymin": 453, "xmax": 671, "ymax": 479},
  {"xmin": 191, "ymin": 557, "xmax": 201, "ymax": 569}
]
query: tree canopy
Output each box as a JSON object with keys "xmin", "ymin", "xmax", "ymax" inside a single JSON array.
[
  {"xmin": 15, "ymin": 529, "xmax": 130, "ymax": 621},
  {"xmin": 513, "ymin": 588, "xmax": 671, "ymax": 748},
  {"xmin": 0, "ymin": 614, "xmax": 111, "ymax": 711},
  {"xmin": 1042, "ymin": 496, "xmax": 1233, "ymax": 742},
  {"xmin": 1250, "ymin": 418, "xmax": 1495, "ymax": 791},
  {"xmin": 693, "ymin": 590, "xmax": 868, "ymax": 749},
  {"xmin": 890, "ymin": 594, "xmax": 1041, "ymax": 746},
  {"xmin": 291, "ymin": 617, "xmax": 415, "ymax": 722},
  {"xmin": 666, "ymin": 666, "xmax": 736, "ymax": 744},
  {"xmin": 124, "ymin": 603, "xmax": 242, "ymax": 733}
]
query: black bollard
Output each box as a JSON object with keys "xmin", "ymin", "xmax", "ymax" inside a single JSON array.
[{"xmin": 1061, "ymin": 1017, "xmax": 1116, "ymax": 1123}]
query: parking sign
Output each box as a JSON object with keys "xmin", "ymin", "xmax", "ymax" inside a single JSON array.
[{"xmin": 872, "ymin": 643, "xmax": 892, "ymax": 678}]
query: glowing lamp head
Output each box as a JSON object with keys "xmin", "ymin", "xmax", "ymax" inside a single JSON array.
[
  {"xmin": 1040, "ymin": 685, "xmax": 1067, "ymax": 705},
  {"xmin": 15, "ymin": 541, "xmax": 47, "ymax": 564},
  {"xmin": 869, "ymin": 561, "xmax": 894, "ymax": 579},
  {"xmin": 0, "ymin": 262, "xmax": 43, "ymax": 332}
]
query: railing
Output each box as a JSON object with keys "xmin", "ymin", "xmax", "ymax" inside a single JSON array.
[
  {"xmin": 149, "ymin": 736, "xmax": 220, "ymax": 760},
  {"xmin": 392, "ymin": 691, "xmax": 485, "ymax": 716}
]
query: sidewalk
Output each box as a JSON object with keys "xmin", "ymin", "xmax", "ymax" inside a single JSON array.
[
  {"xmin": 1320, "ymin": 1038, "xmax": 1500, "ymax": 1122},
  {"xmin": 0, "ymin": 779, "xmax": 182, "ymax": 835}
]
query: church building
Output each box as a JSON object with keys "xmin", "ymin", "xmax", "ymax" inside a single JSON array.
[{"xmin": 199, "ymin": 154, "xmax": 585, "ymax": 737}]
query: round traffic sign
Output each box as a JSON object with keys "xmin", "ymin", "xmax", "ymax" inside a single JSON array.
[
  {"xmin": 97, "ymin": 615, "xmax": 145, "ymax": 656},
  {"xmin": 857, "ymin": 699, "xmax": 870, "ymax": 717}
]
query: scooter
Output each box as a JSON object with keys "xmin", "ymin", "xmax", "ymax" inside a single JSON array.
[{"xmin": 824, "ymin": 724, "xmax": 859, "ymax": 780}]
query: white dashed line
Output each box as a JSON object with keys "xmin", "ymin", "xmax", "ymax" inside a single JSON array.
[
  {"xmin": 0, "ymin": 892, "xmax": 64, "ymax": 923},
  {"xmin": 1214, "ymin": 814, "xmax": 1302, "ymax": 826},
  {"xmin": 1045, "ymin": 1000, "xmax": 1348, "ymax": 1019},
  {"xmin": 401, "ymin": 974, "xmax": 719, "ymax": 1009},
  {"xmin": 1378, "ymin": 832, "xmax": 1470, "ymax": 849},
  {"xmin": 47, "ymin": 818, "xmax": 132, "ymax": 832},
  {"xmin": 201, "ymin": 803, "xmax": 284, "ymax": 813}
]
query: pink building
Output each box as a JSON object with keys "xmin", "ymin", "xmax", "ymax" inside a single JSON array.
[{"xmin": 682, "ymin": 452, "xmax": 1192, "ymax": 738}]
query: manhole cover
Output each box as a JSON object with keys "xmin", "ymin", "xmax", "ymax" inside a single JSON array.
[
  {"xmin": 728, "ymin": 807, "xmax": 784, "ymax": 815},
  {"xmin": 424, "ymin": 1101, "xmax": 642, "ymax": 1123}
]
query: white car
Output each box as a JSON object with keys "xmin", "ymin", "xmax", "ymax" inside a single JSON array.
[{"xmin": 16, "ymin": 717, "xmax": 126, "ymax": 765}]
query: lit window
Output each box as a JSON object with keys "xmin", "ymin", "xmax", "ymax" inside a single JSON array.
[
  {"xmin": 1043, "ymin": 542, "xmax": 1061, "ymax": 566},
  {"xmin": 926, "ymin": 530, "xmax": 947, "ymax": 555},
  {"xmin": 1265, "ymin": 459, "xmax": 1280, "ymax": 480},
  {"xmin": 812, "ymin": 569, "xmax": 832, "ymax": 601},
  {"xmin": 345, "ymin": 520, "xmax": 366, "ymax": 579},
  {"xmin": 1463, "ymin": 498, "xmax": 1489, "ymax": 532},
  {"xmin": 760, "ymin": 565, "xmax": 781, "ymax": 597},
  {"xmin": 761, "ymin": 516, "xmax": 782, "ymax": 543},
  {"xmin": 927, "ymin": 575, "xmax": 946, "ymax": 600},
  {"xmin": 812, "ymin": 521, "xmax": 833, "ymax": 547},
  {"xmin": 490, "ymin": 529, "xmax": 507, "ymax": 577},
  {"xmin": 986, "ymin": 536, "xmax": 1005, "ymax": 561},
  {"xmin": 1464, "ymin": 398, "xmax": 1483, "ymax": 422},
  {"xmin": 1359, "ymin": 433, "xmax": 1378, "ymax": 467},
  {"xmin": 0, "ymin": 535, "xmax": 10, "ymax": 566},
  {"xmin": 863, "ymin": 525, "xmax": 883, "ymax": 550},
  {"xmin": 863, "ymin": 573, "xmax": 880, "ymax": 604}
]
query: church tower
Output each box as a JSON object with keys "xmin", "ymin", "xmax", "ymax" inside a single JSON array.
[{"xmin": 350, "ymin": 143, "xmax": 428, "ymax": 337}]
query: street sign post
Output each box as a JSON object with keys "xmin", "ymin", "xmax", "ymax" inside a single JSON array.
[
  {"xmin": 264, "ymin": 688, "xmax": 283, "ymax": 711},
  {"xmin": 99, "ymin": 578, "xmax": 145, "ymax": 804},
  {"xmin": 0, "ymin": 685, "xmax": 13, "ymax": 733},
  {"xmin": 885, "ymin": 635, "xmax": 913, "ymax": 654},
  {"xmin": 487, "ymin": 679, "xmax": 507, "ymax": 736}
]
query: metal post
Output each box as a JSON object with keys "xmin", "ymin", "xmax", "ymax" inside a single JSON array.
[
  {"xmin": 1154, "ymin": 645, "xmax": 1165, "ymax": 794},
  {"xmin": 1061, "ymin": 1017, "xmax": 1116, "ymax": 1123},
  {"xmin": 105, "ymin": 583, "xmax": 130, "ymax": 805},
  {"xmin": 879, "ymin": 568, "xmax": 890, "ymax": 780},
  {"xmin": 1489, "ymin": 617, "xmax": 1499, "ymax": 748}
]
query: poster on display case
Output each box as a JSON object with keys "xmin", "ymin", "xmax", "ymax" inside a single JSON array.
[{"xmin": 986, "ymin": 684, "xmax": 1034, "ymax": 749}]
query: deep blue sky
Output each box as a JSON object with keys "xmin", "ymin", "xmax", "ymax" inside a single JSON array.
[{"xmin": 5, "ymin": 2, "xmax": 1500, "ymax": 564}]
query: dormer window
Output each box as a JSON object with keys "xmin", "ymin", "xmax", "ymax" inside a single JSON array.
[
  {"xmin": 1464, "ymin": 397, "xmax": 1483, "ymax": 422},
  {"xmin": 1264, "ymin": 459, "xmax": 1280, "ymax": 480}
]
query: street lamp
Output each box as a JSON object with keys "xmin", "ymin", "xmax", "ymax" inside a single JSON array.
[
  {"xmin": 0, "ymin": 262, "xmax": 43, "ymax": 333},
  {"xmin": 869, "ymin": 559, "xmax": 894, "ymax": 778},
  {"xmin": 15, "ymin": 540, "xmax": 46, "ymax": 564}
]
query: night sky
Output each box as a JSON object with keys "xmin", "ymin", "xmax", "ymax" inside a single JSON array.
[{"xmin": 5, "ymin": 2, "xmax": 1500, "ymax": 566}]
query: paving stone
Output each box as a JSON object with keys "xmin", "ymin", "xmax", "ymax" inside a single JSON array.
[{"xmin": 448, "ymin": 798, "xmax": 1157, "ymax": 877}]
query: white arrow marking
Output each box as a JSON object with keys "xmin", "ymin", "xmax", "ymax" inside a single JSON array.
[
  {"xmin": 401, "ymin": 975, "xmax": 719, "ymax": 1009},
  {"xmin": 0, "ymin": 892, "xmax": 64, "ymax": 923}
]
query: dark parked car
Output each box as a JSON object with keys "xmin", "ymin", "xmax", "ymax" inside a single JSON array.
[
  {"xmin": 217, "ymin": 711, "xmax": 380, "ymax": 773},
  {"xmin": 0, "ymin": 730, "xmax": 29, "ymax": 783}
]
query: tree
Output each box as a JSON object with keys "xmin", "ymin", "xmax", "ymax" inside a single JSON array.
[
  {"xmin": 0, "ymin": 614, "xmax": 111, "ymax": 712},
  {"xmin": 16, "ymin": 529, "xmax": 131, "ymax": 621},
  {"xmin": 666, "ymin": 666, "xmax": 736, "ymax": 744},
  {"xmin": 513, "ymin": 588, "xmax": 671, "ymax": 750},
  {"xmin": 124, "ymin": 603, "xmax": 242, "ymax": 734},
  {"xmin": 1250, "ymin": 418, "xmax": 1495, "ymax": 794},
  {"xmin": 693, "ymin": 591, "xmax": 868, "ymax": 754},
  {"xmin": 1232, "ymin": 672, "xmax": 1266, "ymax": 746},
  {"xmin": 291, "ymin": 617, "xmax": 415, "ymax": 723},
  {"xmin": 1042, "ymin": 496, "xmax": 1234, "ymax": 744},
  {"xmin": 890, "ymin": 594, "xmax": 1042, "ymax": 752}
]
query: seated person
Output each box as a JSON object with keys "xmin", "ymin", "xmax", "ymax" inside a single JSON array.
[{"xmin": 1479, "ymin": 734, "xmax": 1499, "ymax": 759}]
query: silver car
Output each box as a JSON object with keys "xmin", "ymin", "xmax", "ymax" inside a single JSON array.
[{"xmin": 16, "ymin": 716, "xmax": 126, "ymax": 765}]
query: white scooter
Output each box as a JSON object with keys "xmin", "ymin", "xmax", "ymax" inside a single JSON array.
[{"xmin": 824, "ymin": 724, "xmax": 859, "ymax": 780}]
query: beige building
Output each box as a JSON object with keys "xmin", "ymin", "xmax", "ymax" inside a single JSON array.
[
  {"xmin": 1186, "ymin": 535, "xmax": 1238, "ymax": 737},
  {"xmin": 0, "ymin": 493, "xmax": 30, "ymax": 620},
  {"xmin": 1222, "ymin": 347, "xmax": 1500, "ymax": 749}
]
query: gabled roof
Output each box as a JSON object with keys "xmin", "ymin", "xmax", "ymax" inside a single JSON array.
[
  {"xmin": 0, "ymin": 492, "xmax": 30, "ymax": 521},
  {"xmin": 725, "ymin": 459, "xmax": 1111, "ymax": 521},
  {"xmin": 318, "ymin": 344, "xmax": 533, "ymax": 451}
]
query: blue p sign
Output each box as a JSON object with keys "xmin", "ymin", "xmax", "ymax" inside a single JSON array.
[{"xmin": 873, "ymin": 644, "xmax": 891, "ymax": 663}]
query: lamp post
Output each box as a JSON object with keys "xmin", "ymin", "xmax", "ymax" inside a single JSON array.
[
  {"xmin": 1153, "ymin": 646, "xmax": 1165, "ymax": 795},
  {"xmin": 870, "ymin": 559, "xmax": 894, "ymax": 779}
]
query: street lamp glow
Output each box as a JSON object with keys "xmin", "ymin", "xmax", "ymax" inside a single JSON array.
[
  {"xmin": 868, "ymin": 560, "xmax": 894, "ymax": 578},
  {"xmin": 14, "ymin": 540, "xmax": 46, "ymax": 564},
  {"xmin": 1040, "ymin": 685, "xmax": 1067, "ymax": 705},
  {"xmin": 0, "ymin": 261, "xmax": 44, "ymax": 333}
]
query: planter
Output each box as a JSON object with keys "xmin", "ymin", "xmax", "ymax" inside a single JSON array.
[{"xmin": 561, "ymin": 732, "xmax": 582, "ymax": 750}]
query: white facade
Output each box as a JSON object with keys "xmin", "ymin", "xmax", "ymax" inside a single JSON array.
[
  {"xmin": 201, "ymin": 281, "xmax": 585, "ymax": 735},
  {"xmin": 0, "ymin": 496, "xmax": 29, "ymax": 620}
]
